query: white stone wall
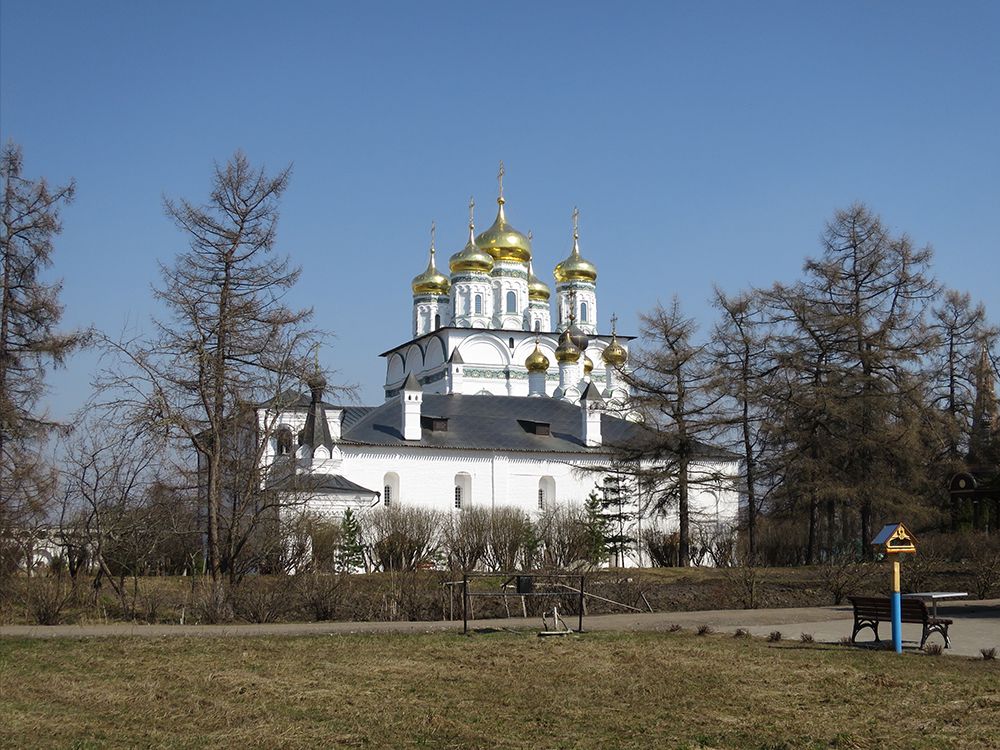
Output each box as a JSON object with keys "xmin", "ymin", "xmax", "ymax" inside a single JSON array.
[
  {"xmin": 491, "ymin": 262, "xmax": 530, "ymax": 330},
  {"xmin": 310, "ymin": 445, "xmax": 739, "ymax": 550},
  {"xmin": 556, "ymin": 281, "xmax": 597, "ymax": 335},
  {"xmin": 383, "ymin": 329, "xmax": 625, "ymax": 400},
  {"xmin": 412, "ymin": 295, "xmax": 451, "ymax": 337},
  {"xmin": 450, "ymin": 275, "xmax": 493, "ymax": 328}
]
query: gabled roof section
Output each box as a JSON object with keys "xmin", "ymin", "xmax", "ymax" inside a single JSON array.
[
  {"xmin": 268, "ymin": 472, "xmax": 378, "ymax": 496},
  {"xmin": 256, "ymin": 388, "xmax": 341, "ymax": 411},
  {"xmin": 581, "ymin": 382, "xmax": 604, "ymax": 403},
  {"xmin": 402, "ymin": 373, "xmax": 421, "ymax": 391}
]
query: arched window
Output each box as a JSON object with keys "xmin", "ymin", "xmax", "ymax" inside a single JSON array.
[
  {"xmin": 383, "ymin": 472, "xmax": 399, "ymax": 507},
  {"xmin": 580, "ymin": 301, "xmax": 588, "ymax": 323},
  {"xmin": 506, "ymin": 291, "xmax": 517, "ymax": 313},
  {"xmin": 455, "ymin": 472, "xmax": 472, "ymax": 511},
  {"xmin": 474, "ymin": 294, "xmax": 483, "ymax": 315},
  {"xmin": 275, "ymin": 426, "xmax": 292, "ymax": 456},
  {"xmin": 538, "ymin": 476, "xmax": 555, "ymax": 512},
  {"xmin": 434, "ymin": 313, "xmax": 441, "ymax": 330},
  {"xmin": 534, "ymin": 320, "xmax": 541, "ymax": 332}
]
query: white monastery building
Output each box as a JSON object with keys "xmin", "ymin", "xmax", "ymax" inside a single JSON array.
[{"xmin": 260, "ymin": 167, "xmax": 739, "ymax": 565}]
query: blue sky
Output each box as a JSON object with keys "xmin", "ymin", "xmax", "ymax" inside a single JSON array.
[{"xmin": 2, "ymin": 0, "xmax": 998, "ymax": 416}]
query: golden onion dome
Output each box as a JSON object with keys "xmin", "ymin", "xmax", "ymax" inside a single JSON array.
[
  {"xmin": 527, "ymin": 260, "xmax": 550, "ymax": 301},
  {"xmin": 583, "ymin": 354, "xmax": 594, "ymax": 376},
  {"xmin": 601, "ymin": 331, "xmax": 628, "ymax": 367},
  {"xmin": 525, "ymin": 342, "xmax": 550, "ymax": 373},
  {"xmin": 411, "ymin": 228, "xmax": 451, "ymax": 296},
  {"xmin": 449, "ymin": 198, "xmax": 494, "ymax": 275},
  {"xmin": 553, "ymin": 208, "xmax": 597, "ymax": 283},
  {"xmin": 566, "ymin": 320, "xmax": 590, "ymax": 351},
  {"xmin": 476, "ymin": 196, "xmax": 532, "ymax": 264},
  {"xmin": 554, "ymin": 329, "xmax": 581, "ymax": 363}
]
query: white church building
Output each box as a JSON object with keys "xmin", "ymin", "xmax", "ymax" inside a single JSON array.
[{"xmin": 260, "ymin": 168, "xmax": 739, "ymax": 566}]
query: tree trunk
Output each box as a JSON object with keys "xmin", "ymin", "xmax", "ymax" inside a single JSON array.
[{"xmin": 678, "ymin": 459, "xmax": 690, "ymax": 567}]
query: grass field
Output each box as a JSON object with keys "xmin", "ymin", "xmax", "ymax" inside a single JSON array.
[{"xmin": 1, "ymin": 631, "xmax": 997, "ymax": 749}]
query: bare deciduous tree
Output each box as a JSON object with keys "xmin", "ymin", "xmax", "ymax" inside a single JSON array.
[
  {"xmin": 619, "ymin": 297, "xmax": 727, "ymax": 566},
  {"xmin": 0, "ymin": 141, "xmax": 87, "ymax": 566},
  {"xmin": 96, "ymin": 152, "xmax": 323, "ymax": 585}
]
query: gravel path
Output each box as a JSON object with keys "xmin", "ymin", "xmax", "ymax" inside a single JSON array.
[{"xmin": 3, "ymin": 599, "xmax": 997, "ymax": 657}]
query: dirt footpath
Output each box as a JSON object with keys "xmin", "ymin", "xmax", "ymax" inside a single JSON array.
[{"xmin": 2, "ymin": 599, "xmax": 997, "ymax": 657}]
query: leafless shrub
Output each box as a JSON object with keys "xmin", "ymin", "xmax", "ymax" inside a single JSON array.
[
  {"xmin": 723, "ymin": 559, "xmax": 766, "ymax": 609},
  {"xmin": 642, "ymin": 530, "xmax": 680, "ymax": 567},
  {"xmin": 377, "ymin": 570, "xmax": 447, "ymax": 621},
  {"xmin": 903, "ymin": 549, "xmax": 943, "ymax": 594},
  {"xmin": 307, "ymin": 517, "xmax": 343, "ymax": 573},
  {"xmin": 296, "ymin": 572, "xmax": 347, "ymax": 621},
  {"xmin": 667, "ymin": 623, "xmax": 683, "ymax": 633},
  {"xmin": 820, "ymin": 558, "xmax": 874, "ymax": 605},
  {"xmin": 961, "ymin": 534, "xmax": 1000, "ymax": 600},
  {"xmin": 839, "ymin": 636, "xmax": 853, "ymax": 646},
  {"xmin": 696, "ymin": 624, "xmax": 712, "ymax": 636},
  {"xmin": 980, "ymin": 647, "xmax": 996, "ymax": 661},
  {"xmin": 733, "ymin": 628, "xmax": 751, "ymax": 639},
  {"xmin": 535, "ymin": 506, "xmax": 601, "ymax": 569},
  {"xmin": 442, "ymin": 507, "xmax": 490, "ymax": 571},
  {"xmin": 800, "ymin": 632, "xmax": 814, "ymax": 643},
  {"xmin": 924, "ymin": 643, "xmax": 943, "ymax": 656},
  {"xmin": 190, "ymin": 581, "xmax": 232, "ymax": 624},
  {"xmin": 230, "ymin": 576, "xmax": 295, "ymax": 623},
  {"xmin": 767, "ymin": 630, "xmax": 782, "ymax": 643},
  {"xmin": 693, "ymin": 523, "xmax": 738, "ymax": 568},
  {"xmin": 365, "ymin": 506, "xmax": 442, "ymax": 572},
  {"xmin": 23, "ymin": 575, "xmax": 76, "ymax": 625},
  {"xmin": 486, "ymin": 507, "xmax": 533, "ymax": 572}
]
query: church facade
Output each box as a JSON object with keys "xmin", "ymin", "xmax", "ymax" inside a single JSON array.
[{"xmin": 259, "ymin": 168, "xmax": 740, "ymax": 566}]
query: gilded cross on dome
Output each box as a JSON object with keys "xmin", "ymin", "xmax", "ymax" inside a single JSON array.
[
  {"xmin": 497, "ymin": 161, "xmax": 505, "ymax": 202},
  {"xmin": 430, "ymin": 221, "xmax": 436, "ymax": 251},
  {"xmin": 572, "ymin": 206, "xmax": 580, "ymax": 238},
  {"xmin": 610, "ymin": 313, "xmax": 618, "ymax": 334},
  {"xmin": 468, "ymin": 196, "xmax": 475, "ymax": 227}
]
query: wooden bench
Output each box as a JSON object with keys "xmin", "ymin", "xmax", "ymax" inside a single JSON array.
[{"xmin": 848, "ymin": 596, "xmax": 952, "ymax": 649}]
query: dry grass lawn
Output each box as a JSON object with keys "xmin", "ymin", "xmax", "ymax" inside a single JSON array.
[{"xmin": 0, "ymin": 630, "xmax": 997, "ymax": 749}]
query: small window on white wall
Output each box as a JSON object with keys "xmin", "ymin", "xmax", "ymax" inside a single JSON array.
[
  {"xmin": 580, "ymin": 302, "xmax": 589, "ymax": 323},
  {"xmin": 455, "ymin": 472, "xmax": 471, "ymax": 511},
  {"xmin": 538, "ymin": 476, "xmax": 555, "ymax": 513},
  {"xmin": 383, "ymin": 472, "xmax": 399, "ymax": 507},
  {"xmin": 506, "ymin": 291, "xmax": 517, "ymax": 313},
  {"xmin": 474, "ymin": 294, "xmax": 483, "ymax": 315}
]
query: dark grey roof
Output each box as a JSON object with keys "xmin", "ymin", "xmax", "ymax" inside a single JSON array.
[
  {"xmin": 258, "ymin": 388, "xmax": 341, "ymax": 410},
  {"xmin": 341, "ymin": 406, "xmax": 375, "ymax": 430},
  {"xmin": 402, "ymin": 373, "xmax": 421, "ymax": 391},
  {"xmin": 340, "ymin": 393, "xmax": 734, "ymax": 458},
  {"xmin": 300, "ymin": 393, "xmax": 334, "ymax": 454},
  {"xmin": 268, "ymin": 472, "xmax": 378, "ymax": 495},
  {"xmin": 581, "ymin": 382, "xmax": 604, "ymax": 403},
  {"xmin": 449, "ymin": 349, "xmax": 464, "ymax": 364}
]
